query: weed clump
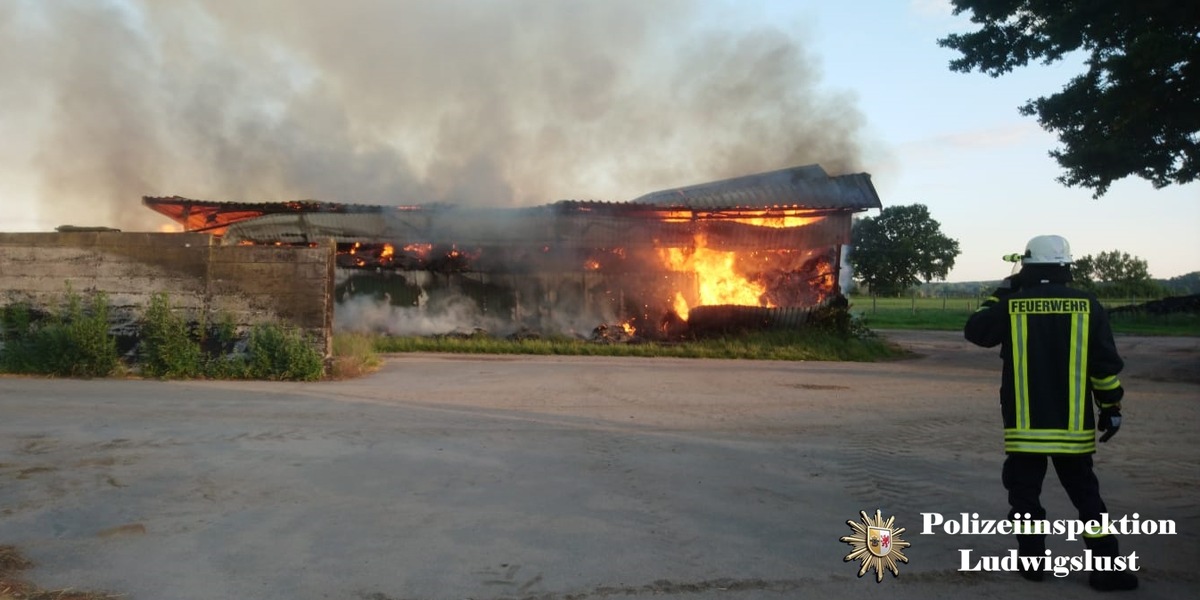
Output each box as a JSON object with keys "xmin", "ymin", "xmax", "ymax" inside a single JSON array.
[
  {"xmin": 246, "ymin": 323, "xmax": 325, "ymax": 381},
  {"xmin": 0, "ymin": 288, "xmax": 118, "ymax": 377},
  {"xmin": 1, "ymin": 289, "xmax": 327, "ymax": 381},
  {"xmin": 140, "ymin": 293, "xmax": 203, "ymax": 378}
]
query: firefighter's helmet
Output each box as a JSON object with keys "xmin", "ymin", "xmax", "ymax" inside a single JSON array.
[{"xmin": 1023, "ymin": 235, "xmax": 1073, "ymax": 265}]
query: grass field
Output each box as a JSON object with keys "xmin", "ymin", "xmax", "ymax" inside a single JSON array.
[
  {"xmin": 848, "ymin": 295, "xmax": 1200, "ymax": 336},
  {"xmin": 349, "ymin": 297, "xmax": 1194, "ymax": 367},
  {"xmin": 371, "ymin": 327, "xmax": 905, "ymax": 362}
]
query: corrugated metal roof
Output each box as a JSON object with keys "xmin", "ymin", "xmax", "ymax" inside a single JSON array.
[
  {"xmin": 148, "ymin": 165, "xmax": 881, "ymax": 240},
  {"xmin": 629, "ymin": 164, "xmax": 881, "ymax": 211}
]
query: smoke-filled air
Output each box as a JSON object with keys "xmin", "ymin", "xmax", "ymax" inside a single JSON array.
[{"xmin": 1, "ymin": 0, "xmax": 864, "ymax": 231}]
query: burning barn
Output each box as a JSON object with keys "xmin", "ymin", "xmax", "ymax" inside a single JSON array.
[{"xmin": 144, "ymin": 164, "xmax": 881, "ymax": 338}]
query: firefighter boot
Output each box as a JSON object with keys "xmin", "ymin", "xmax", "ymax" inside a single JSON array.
[
  {"xmin": 1085, "ymin": 536, "xmax": 1138, "ymax": 591},
  {"xmin": 1016, "ymin": 535, "xmax": 1046, "ymax": 582}
]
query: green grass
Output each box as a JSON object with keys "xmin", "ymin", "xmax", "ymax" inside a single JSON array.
[
  {"xmin": 330, "ymin": 332, "xmax": 382, "ymax": 378},
  {"xmin": 372, "ymin": 328, "xmax": 904, "ymax": 362},
  {"xmin": 848, "ymin": 295, "xmax": 1200, "ymax": 336}
]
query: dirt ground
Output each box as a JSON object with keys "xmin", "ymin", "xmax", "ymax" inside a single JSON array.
[{"xmin": 0, "ymin": 330, "xmax": 1196, "ymax": 599}]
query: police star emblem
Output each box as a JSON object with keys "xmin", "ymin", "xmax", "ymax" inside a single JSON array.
[{"xmin": 840, "ymin": 509, "xmax": 911, "ymax": 582}]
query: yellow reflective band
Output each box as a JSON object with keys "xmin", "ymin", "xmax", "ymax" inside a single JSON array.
[
  {"xmin": 1003, "ymin": 432, "xmax": 1099, "ymax": 451},
  {"xmin": 1084, "ymin": 522, "xmax": 1108, "ymax": 539},
  {"xmin": 976, "ymin": 296, "xmax": 1000, "ymax": 311},
  {"xmin": 1004, "ymin": 428, "xmax": 1096, "ymax": 440},
  {"xmin": 1011, "ymin": 313, "xmax": 1031, "ymax": 430},
  {"xmin": 1070, "ymin": 312, "xmax": 1090, "ymax": 431},
  {"xmin": 1003, "ymin": 427, "xmax": 1099, "ymax": 453},
  {"xmin": 1004, "ymin": 441, "xmax": 1097, "ymax": 454},
  {"xmin": 1090, "ymin": 375, "xmax": 1121, "ymax": 391},
  {"xmin": 1005, "ymin": 428, "xmax": 1097, "ymax": 453},
  {"xmin": 1009, "ymin": 298, "xmax": 1091, "ymax": 314}
]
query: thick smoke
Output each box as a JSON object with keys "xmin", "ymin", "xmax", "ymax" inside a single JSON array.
[
  {"xmin": 2, "ymin": 0, "xmax": 864, "ymax": 231},
  {"xmin": 335, "ymin": 290, "xmax": 510, "ymax": 338}
]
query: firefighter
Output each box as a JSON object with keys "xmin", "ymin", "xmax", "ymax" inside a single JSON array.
[{"xmin": 964, "ymin": 235, "xmax": 1138, "ymax": 591}]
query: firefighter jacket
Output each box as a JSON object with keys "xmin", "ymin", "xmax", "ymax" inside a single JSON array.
[{"xmin": 965, "ymin": 282, "xmax": 1124, "ymax": 454}]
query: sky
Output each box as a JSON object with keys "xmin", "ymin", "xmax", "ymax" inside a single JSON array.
[{"xmin": 0, "ymin": 0, "xmax": 1196, "ymax": 282}]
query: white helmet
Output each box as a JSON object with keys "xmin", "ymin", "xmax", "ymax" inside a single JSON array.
[{"xmin": 1023, "ymin": 235, "xmax": 1072, "ymax": 265}]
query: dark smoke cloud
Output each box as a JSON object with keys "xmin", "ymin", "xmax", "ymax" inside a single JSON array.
[{"xmin": 2, "ymin": 0, "xmax": 864, "ymax": 231}]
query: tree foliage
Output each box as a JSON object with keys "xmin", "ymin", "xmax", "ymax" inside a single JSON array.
[
  {"xmin": 938, "ymin": 1, "xmax": 1200, "ymax": 197},
  {"xmin": 1072, "ymin": 250, "xmax": 1163, "ymax": 297},
  {"xmin": 850, "ymin": 204, "xmax": 961, "ymax": 296},
  {"xmin": 1164, "ymin": 271, "xmax": 1200, "ymax": 295}
]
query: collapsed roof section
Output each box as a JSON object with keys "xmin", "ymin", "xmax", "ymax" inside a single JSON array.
[
  {"xmin": 142, "ymin": 197, "xmax": 397, "ymax": 236},
  {"xmin": 143, "ymin": 164, "xmax": 882, "ymax": 240}
]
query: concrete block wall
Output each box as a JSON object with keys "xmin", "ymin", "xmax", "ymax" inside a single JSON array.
[{"xmin": 0, "ymin": 232, "xmax": 335, "ymax": 359}]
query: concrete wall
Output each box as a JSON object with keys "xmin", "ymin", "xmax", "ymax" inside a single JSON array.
[{"xmin": 0, "ymin": 232, "xmax": 335, "ymax": 358}]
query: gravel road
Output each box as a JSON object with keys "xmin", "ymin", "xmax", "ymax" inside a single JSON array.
[{"xmin": 1, "ymin": 330, "xmax": 1196, "ymax": 599}]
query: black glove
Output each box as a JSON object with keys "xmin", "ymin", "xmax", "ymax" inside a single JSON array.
[{"xmin": 1098, "ymin": 406, "xmax": 1122, "ymax": 443}]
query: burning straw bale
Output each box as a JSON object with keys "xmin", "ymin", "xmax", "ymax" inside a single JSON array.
[{"xmin": 590, "ymin": 322, "xmax": 638, "ymax": 344}]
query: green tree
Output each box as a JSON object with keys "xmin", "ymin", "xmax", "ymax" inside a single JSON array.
[
  {"xmin": 1164, "ymin": 271, "xmax": 1200, "ymax": 295},
  {"xmin": 850, "ymin": 204, "xmax": 961, "ymax": 296},
  {"xmin": 938, "ymin": 1, "xmax": 1200, "ymax": 197},
  {"xmin": 1072, "ymin": 250, "xmax": 1163, "ymax": 297}
]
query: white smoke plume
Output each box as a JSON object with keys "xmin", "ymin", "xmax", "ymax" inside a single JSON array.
[
  {"xmin": 2, "ymin": 0, "xmax": 865, "ymax": 231},
  {"xmin": 333, "ymin": 270, "xmax": 630, "ymax": 337},
  {"xmin": 334, "ymin": 291, "xmax": 508, "ymax": 338}
]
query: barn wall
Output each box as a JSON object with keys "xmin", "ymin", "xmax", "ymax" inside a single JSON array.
[{"xmin": 0, "ymin": 232, "xmax": 335, "ymax": 359}]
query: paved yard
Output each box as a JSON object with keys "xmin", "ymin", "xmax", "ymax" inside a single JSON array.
[{"xmin": 1, "ymin": 331, "xmax": 1196, "ymax": 599}]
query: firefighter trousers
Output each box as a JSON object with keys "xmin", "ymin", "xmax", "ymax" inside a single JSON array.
[{"xmin": 1002, "ymin": 453, "xmax": 1120, "ymax": 556}]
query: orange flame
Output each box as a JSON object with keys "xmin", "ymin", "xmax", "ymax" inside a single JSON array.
[
  {"xmin": 725, "ymin": 214, "xmax": 825, "ymax": 228},
  {"xmin": 381, "ymin": 244, "xmax": 394, "ymax": 259},
  {"xmin": 660, "ymin": 234, "xmax": 771, "ymax": 319},
  {"xmin": 584, "ymin": 258, "xmax": 601, "ymax": 271},
  {"xmin": 672, "ymin": 292, "xmax": 690, "ymax": 321},
  {"xmin": 403, "ymin": 243, "xmax": 432, "ymax": 258},
  {"xmin": 659, "ymin": 210, "xmax": 825, "ymax": 229}
]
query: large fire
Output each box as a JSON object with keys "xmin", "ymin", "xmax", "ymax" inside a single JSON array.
[
  {"xmin": 654, "ymin": 211, "xmax": 835, "ymax": 321},
  {"xmin": 659, "ymin": 234, "xmax": 771, "ymax": 320},
  {"xmin": 142, "ymin": 191, "xmax": 852, "ymax": 338}
]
